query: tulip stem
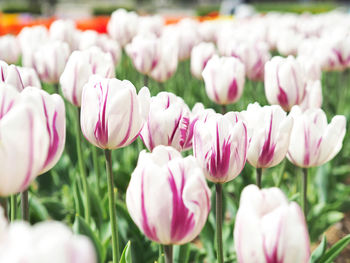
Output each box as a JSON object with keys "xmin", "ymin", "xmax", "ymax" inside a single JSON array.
[
  {"xmin": 163, "ymin": 245, "xmax": 173, "ymax": 263},
  {"xmin": 21, "ymin": 190, "xmax": 29, "ymax": 221},
  {"xmin": 216, "ymin": 183, "xmax": 224, "ymax": 263},
  {"xmin": 54, "ymin": 83, "xmax": 59, "ymax": 94},
  {"xmin": 302, "ymin": 168, "xmax": 308, "ymax": 217},
  {"xmin": 256, "ymin": 168, "xmax": 263, "ymax": 188},
  {"xmin": 105, "ymin": 149, "xmax": 120, "ymax": 263},
  {"xmin": 144, "ymin": 75, "xmax": 149, "ymax": 87},
  {"xmin": 74, "ymin": 107, "xmax": 91, "ymax": 223},
  {"xmin": 221, "ymin": 105, "xmax": 227, "ymax": 114},
  {"xmin": 91, "ymin": 145, "xmax": 101, "ymax": 195},
  {"xmin": 10, "ymin": 195, "xmax": 16, "ymax": 221},
  {"xmin": 0, "ymin": 198, "xmax": 7, "ymax": 219}
]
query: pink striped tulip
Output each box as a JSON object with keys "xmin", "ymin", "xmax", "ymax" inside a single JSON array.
[
  {"xmin": 49, "ymin": 19, "xmax": 79, "ymax": 50},
  {"xmin": 126, "ymin": 35, "xmax": 159, "ymax": 75},
  {"xmin": 60, "ymin": 47, "xmax": 115, "ymax": 107},
  {"xmin": 107, "ymin": 9, "xmax": 139, "ymax": 47},
  {"xmin": 190, "ymin": 42, "xmax": 216, "ymax": 79},
  {"xmin": 0, "ymin": 35, "xmax": 20, "ymax": 64},
  {"xmin": 234, "ymin": 185, "xmax": 310, "ymax": 263},
  {"xmin": 0, "ymin": 86, "xmax": 49, "ymax": 196},
  {"xmin": 126, "ymin": 146, "xmax": 211, "ymax": 245},
  {"xmin": 20, "ymin": 87, "xmax": 66, "ymax": 174},
  {"xmin": 202, "ymin": 55, "xmax": 245, "ymax": 105},
  {"xmin": 0, "ymin": 61, "xmax": 42, "ymax": 91},
  {"xmin": 0, "ymin": 210, "xmax": 96, "ymax": 263},
  {"xmin": 264, "ymin": 56, "xmax": 307, "ymax": 112},
  {"xmin": 287, "ymin": 106, "xmax": 346, "ymax": 168},
  {"xmin": 81, "ymin": 75, "xmax": 150, "ymax": 150},
  {"xmin": 242, "ymin": 103, "xmax": 293, "ymax": 168},
  {"xmin": 32, "ymin": 41, "xmax": 70, "ymax": 84},
  {"xmin": 193, "ymin": 112, "xmax": 248, "ymax": 183},
  {"xmin": 299, "ymin": 80, "xmax": 322, "ymax": 111},
  {"xmin": 149, "ymin": 35, "xmax": 179, "ymax": 83}
]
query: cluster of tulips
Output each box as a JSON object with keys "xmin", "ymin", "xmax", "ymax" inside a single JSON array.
[{"xmin": 0, "ymin": 7, "xmax": 349, "ymax": 263}]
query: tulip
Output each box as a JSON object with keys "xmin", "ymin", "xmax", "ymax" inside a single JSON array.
[
  {"xmin": 242, "ymin": 103, "xmax": 293, "ymax": 186},
  {"xmin": 287, "ymin": 106, "xmax": 346, "ymax": 168},
  {"xmin": 97, "ymin": 34, "xmax": 122, "ymax": 65},
  {"xmin": 126, "ymin": 146, "xmax": 211, "ymax": 260},
  {"xmin": 297, "ymin": 56, "xmax": 321, "ymax": 82},
  {"xmin": 149, "ymin": 35, "xmax": 179, "ymax": 83},
  {"xmin": 20, "ymin": 87, "xmax": 66, "ymax": 174},
  {"xmin": 190, "ymin": 42, "xmax": 216, "ymax": 79},
  {"xmin": 234, "ymin": 185, "xmax": 310, "ymax": 263},
  {"xmin": 49, "ymin": 19, "xmax": 79, "ymax": 50},
  {"xmin": 137, "ymin": 15, "xmax": 164, "ymax": 37},
  {"xmin": 32, "ymin": 41, "xmax": 70, "ymax": 84},
  {"xmin": 81, "ymin": 75, "xmax": 150, "ymax": 263},
  {"xmin": 0, "ymin": 35, "xmax": 20, "ymax": 64},
  {"xmin": 60, "ymin": 47, "xmax": 115, "ymax": 107},
  {"xmin": 107, "ymin": 9, "xmax": 139, "ymax": 47},
  {"xmin": 287, "ymin": 105, "xmax": 346, "ymax": 214},
  {"xmin": 264, "ymin": 56, "xmax": 307, "ymax": 112},
  {"xmin": 202, "ymin": 55, "xmax": 245, "ymax": 106},
  {"xmin": 0, "ymin": 209, "xmax": 96, "ymax": 263},
  {"xmin": 5, "ymin": 64, "xmax": 42, "ymax": 91},
  {"xmin": 81, "ymin": 75, "xmax": 150, "ymax": 150},
  {"xmin": 193, "ymin": 112, "xmax": 247, "ymax": 263},
  {"xmin": 17, "ymin": 26, "xmax": 49, "ymax": 68},
  {"xmin": 0, "ymin": 86, "xmax": 49, "ymax": 196},
  {"xmin": 125, "ymin": 35, "xmax": 159, "ymax": 78},
  {"xmin": 198, "ymin": 20, "xmax": 218, "ymax": 43}
]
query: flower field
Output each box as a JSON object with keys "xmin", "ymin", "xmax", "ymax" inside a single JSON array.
[{"xmin": 0, "ymin": 6, "xmax": 350, "ymax": 263}]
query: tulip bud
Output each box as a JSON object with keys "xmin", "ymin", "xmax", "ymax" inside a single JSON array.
[
  {"xmin": 242, "ymin": 103, "xmax": 293, "ymax": 168},
  {"xmin": 126, "ymin": 146, "xmax": 211, "ymax": 245},
  {"xmin": 190, "ymin": 42, "xmax": 216, "ymax": 79},
  {"xmin": 49, "ymin": 19, "xmax": 79, "ymax": 50},
  {"xmin": 60, "ymin": 47, "xmax": 115, "ymax": 107},
  {"xmin": 264, "ymin": 56, "xmax": 307, "ymax": 112},
  {"xmin": 149, "ymin": 35, "xmax": 179, "ymax": 83},
  {"xmin": 297, "ymin": 56, "xmax": 321, "ymax": 82},
  {"xmin": 32, "ymin": 41, "xmax": 70, "ymax": 84},
  {"xmin": 287, "ymin": 106, "xmax": 346, "ymax": 168},
  {"xmin": 137, "ymin": 15, "xmax": 164, "ymax": 37},
  {"xmin": 20, "ymin": 87, "xmax": 66, "ymax": 174},
  {"xmin": 193, "ymin": 112, "xmax": 248, "ymax": 183},
  {"xmin": 81, "ymin": 75, "xmax": 150, "ymax": 149},
  {"xmin": 126, "ymin": 35, "xmax": 159, "ymax": 75},
  {"xmin": 202, "ymin": 55, "xmax": 245, "ymax": 105},
  {"xmin": 107, "ymin": 9, "xmax": 139, "ymax": 47},
  {"xmin": 0, "ymin": 35, "xmax": 20, "ymax": 64},
  {"xmin": 234, "ymin": 185, "xmax": 310, "ymax": 263},
  {"xmin": 175, "ymin": 19, "xmax": 201, "ymax": 61},
  {"xmin": 0, "ymin": 86, "xmax": 49, "ymax": 196}
]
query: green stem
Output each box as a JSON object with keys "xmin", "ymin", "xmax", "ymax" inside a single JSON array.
[
  {"xmin": 221, "ymin": 105, "xmax": 227, "ymax": 114},
  {"xmin": 74, "ymin": 106, "xmax": 90, "ymax": 223},
  {"xmin": 0, "ymin": 197, "xmax": 7, "ymax": 219},
  {"xmin": 105, "ymin": 149, "xmax": 120, "ymax": 263},
  {"xmin": 54, "ymin": 83, "xmax": 59, "ymax": 94},
  {"xmin": 10, "ymin": 195, "xmax": 16, "ymax": 221},
  {"xmin": 21, "ymin": 190, "xmax": 29, "ymax": 221},
  {"xmin": 256, "ymin": 168, "xmax": 263, "ymax": 188},
  {"xmin": 91, "ymin": 145, "xmax": 101, "ymax": 195},
  {"xmin": 216, "ymin": 183, "xmax": 224, "ymax": 263},
  {"xmin": 144, "ymin": 74, "xmax": 149, "ymax": 87},
  {"xmin": 302, "ymin": 168, "xmax": 308, "ymax": 217},
  {"xmin": 164, "ymin": 245, "xmax": 173, "ymax": 263}
]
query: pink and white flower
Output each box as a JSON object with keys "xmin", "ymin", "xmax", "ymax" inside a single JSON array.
[
  {"xmin": 234, "ymin": 185, "xmax": 310, "ymax": 263},
  {"xmin": 190, "ymin": 42, "xmax": 216, "ymax": 79},
  {"xmin": 193, "ymin": 112, "xmax": 248, "ymax": 183},
  {"xmin": 242, "ymin": 103, "xmax": 293, "ymax": 168},
  {"xmin": 80, "ymin": 75, "xmax": 150, "ymax": 149},
  {"xmin": 126, "ymin": 146, "xmax": 211, "ymax": 245},
  {"xmin": 0, "ymin": 35, "xmax": 20, "ymax": 64},
  {"xmin": 287, "ymin": 106, "xmax": 346, "ymax": 168}
]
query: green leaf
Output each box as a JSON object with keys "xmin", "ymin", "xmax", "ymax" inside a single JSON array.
[
  {"xmin": 319, "ymin": 234, "xmax": 350, "ymax": 263},
  {"xmin": 173, "ymin": 244, "xmax": 190, "ymax": 263},
  {"xmin": 119, "ymin": 241, "xmax": 132, "ymax": 263},
  {"xmin": 73, "ymin": 215, "xmax": 106, "ymax": 263},
  {"xmin": 309, "ymin": 235, "xmax": 327, "ymax": 263}
]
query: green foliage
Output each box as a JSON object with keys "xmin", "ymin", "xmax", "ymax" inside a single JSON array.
[
  {"xmin": 92, "ymin": 5, "xmax": 136, "ymax": 16},
  {"xmin": 310, "ymin": 235, "xmax": 350, "ymax": 263},
  {"xmin": 1, "ymin": 3, "xmax": 42, "ymax": 14}
]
